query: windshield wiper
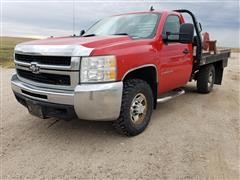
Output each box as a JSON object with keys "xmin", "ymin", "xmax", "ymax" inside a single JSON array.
[
  {"xmin": 82, "ymin": 34, "xmax": 96, "ymax": 37},
  {"xmin": 112, "ymin": 33, "xmax": 129, "ymax": 36}
]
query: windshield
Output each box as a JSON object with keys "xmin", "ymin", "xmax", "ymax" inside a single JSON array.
[{"xmin": 84, "ymin": 13, "xmax": 160, "ymax": 39}]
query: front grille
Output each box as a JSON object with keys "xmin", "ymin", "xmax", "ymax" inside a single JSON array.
[
  {"xmin": 17, "ymin": 69, "xmax": 71, "ymax": 86},
  {"xmin": 15, "ymin": 54, "xmax": 71, "ymax": 66}
]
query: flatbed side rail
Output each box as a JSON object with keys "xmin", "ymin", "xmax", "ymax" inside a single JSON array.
[{"xmin": 200, "ymin": 50, "xmax": 231, "ymax": 66}]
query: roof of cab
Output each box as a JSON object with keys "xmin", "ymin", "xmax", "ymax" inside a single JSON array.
[{"xmin": 112, "ymin": 10, "xmax": 180, "ymax": 17}]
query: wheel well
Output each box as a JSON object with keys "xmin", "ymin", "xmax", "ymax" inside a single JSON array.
[
  {"xmin": 123, "ymin": 66, "xmax": 158, "ymax": 109},
  {"xmin": 194, "ymin": 62, "xmax": 224, "ymax": 85}
]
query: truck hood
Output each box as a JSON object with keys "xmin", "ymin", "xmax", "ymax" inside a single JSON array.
[{"xmin": 15, "ymin": 36, "xmax": 131, "ymax": 56}]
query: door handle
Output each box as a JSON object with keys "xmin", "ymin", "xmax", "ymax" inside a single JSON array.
[{"xmin": 182, "ymin": 49, "xmax": 190, "ymax": 54}]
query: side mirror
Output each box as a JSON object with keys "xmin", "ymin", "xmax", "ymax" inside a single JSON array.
[
  {"xmin": 179, "ymin": 23, "xmax": 194, "ymax": 44},
  {"xmin": 162, "ymin": 32, "xmax": 176, "ymax": 43},
  {"xmin": 80, "ymin": 30, "xmax": 85, "ymax": 36},
  {"xmin": 162, "ymin": 34, "xmax": 168, "ymax": 42}
]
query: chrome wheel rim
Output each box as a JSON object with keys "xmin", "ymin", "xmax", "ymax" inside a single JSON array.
[
  {"xmin": 208, "ymin": 71, "xmax": 213, "ymax": 88},
  {"xmin": 130, "ymin": 93, "xmax": 147, "ymax": 125}
]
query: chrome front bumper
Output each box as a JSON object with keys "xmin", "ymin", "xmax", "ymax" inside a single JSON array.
[{"xmin": 11, "ymin": 74, "xmax": 123, "ymax": 121}]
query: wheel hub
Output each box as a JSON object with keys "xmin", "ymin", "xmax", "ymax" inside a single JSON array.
[
  {"xmin": 208, "ymin": 72, "xmax": 213, "ymax": 88},
  {"xmin": 130, "ymin": 93, "xmax": 147, "ymax": 124}
]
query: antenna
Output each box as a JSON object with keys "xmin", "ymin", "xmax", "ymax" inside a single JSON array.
[
  {"xmin": 72, "ymin": 0, "xmax": 75, "ymax": 35},
  {"xmin": 150, "ymin": 6, "xmax": 154, "ymax": 11}
]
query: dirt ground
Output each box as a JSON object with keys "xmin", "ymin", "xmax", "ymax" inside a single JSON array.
[{"xmin": 0, "ymin": 53, "xmax": 239, "ymax": 179}]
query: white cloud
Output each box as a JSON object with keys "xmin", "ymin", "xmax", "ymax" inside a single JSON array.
[{"xmin": 2, "ymin": 21, "xmax": 71, "ymax": 38}]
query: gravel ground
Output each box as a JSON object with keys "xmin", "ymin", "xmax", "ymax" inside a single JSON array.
[{"xmin": 0, "ymin": 53, "xmax": 239, "ymax": 179}]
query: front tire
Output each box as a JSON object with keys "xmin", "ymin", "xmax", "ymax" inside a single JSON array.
[
  {"xmin": 113, "ymin": 79, "xmax": 153, "ymax": 136},
  {"xmin": 197, "ymin": 64, "xmax": 215, "ymax": 93}
]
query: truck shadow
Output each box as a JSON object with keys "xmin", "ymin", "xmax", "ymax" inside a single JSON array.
[
  {"xmin": 46, "ymin": 117, "xmax": 119, "ymax": 137},
  {"xmin": 183, "ymin": 83, "xmax": 198, "ymax": 94},
  {"xmin": 42, "ymin": 83, "xmax": 199, "ymax": 139},
  {"xmin": 3, "ymin": 82, "xmax": 206, "ymax": 159}
]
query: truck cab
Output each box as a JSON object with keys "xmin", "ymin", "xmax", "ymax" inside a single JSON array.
[{"xmin": 11, "ymin": 10, "xmax": 230, "ymax": 136}]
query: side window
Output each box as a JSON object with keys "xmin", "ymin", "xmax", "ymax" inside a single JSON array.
[{"xmin": 162, "ymin": 15, "xmax": 181, "ymax": 40}]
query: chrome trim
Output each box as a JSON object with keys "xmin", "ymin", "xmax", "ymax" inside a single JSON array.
[
  {"xmin": 14, "ymin": 44, "xmax": 88, "ymax": 90},
  {"xmin": 157, "ymin": 89, "xmax": 185, "ymax": 103},
  {"xmin": 29, "ymin": 63, "xmax": 40, "ymax": 74},
  {"xmin": 15, "ymin": 44, "xmax": 94, "ymax": 57},
  {"xmin": 74, "ymin": 82, "xmax": 123, "ymax": 120},
  {"xmin": 11, "ymin": 74, "xmax": 123, "ymax": 121},
  {"xmin": 122, "ymin": 64, "xmax": 158, "ymax": 82},
  {"xmin": 11, "ymin": 74, "xmax": 74, "ymax": 105},
  {"xmin": 14, "ymin": 56, "xmax": 80, "ymax": 71},
  {"xmin": 16, "ymin": 65, "xmax": 79, "ymax": 90}
]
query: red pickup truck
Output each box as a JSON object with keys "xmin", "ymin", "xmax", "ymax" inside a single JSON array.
[{"xmin": 11, "ymin": 9, "xmax": 230, "ymax": 136}]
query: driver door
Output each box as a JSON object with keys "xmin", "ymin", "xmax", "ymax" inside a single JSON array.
[{"xmin": 158, "ymin": 15, "xmax": 193, "ymax": 94}]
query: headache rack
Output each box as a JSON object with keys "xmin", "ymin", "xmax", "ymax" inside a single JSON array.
[{"xmin": 173, "ymin": 9, "xmax": 231, "ymax": 71}]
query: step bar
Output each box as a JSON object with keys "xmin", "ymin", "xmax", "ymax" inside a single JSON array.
[{"xmin": 157, "ymin": 88, "xmax": 185, "ymax": 103}]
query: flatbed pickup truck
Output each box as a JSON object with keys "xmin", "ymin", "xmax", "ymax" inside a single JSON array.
[{"xmin": 11, "ymin": 9, "xmax": 231, "ymax": 136}]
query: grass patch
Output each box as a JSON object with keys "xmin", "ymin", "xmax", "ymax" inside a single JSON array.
[
  {"xmin": 230, "ymin": 48, "xmax": 240, "ymax": 53},
  {"xmin": 0, "ymin": 36, "xmax": 36, "ymax": 68},
  {"xmin": 0, "ymin": 36, "xmax": 238, "ymax": 68}
]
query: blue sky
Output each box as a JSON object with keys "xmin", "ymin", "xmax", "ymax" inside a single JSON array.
[{"xmin": 1, "ymin": 0, "xmax": 240, "ymax": 47}]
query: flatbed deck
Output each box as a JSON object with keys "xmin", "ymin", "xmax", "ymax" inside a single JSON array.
[{"xmin": 200, "ymin": 49, "xmax": 231, "ymax": 66}]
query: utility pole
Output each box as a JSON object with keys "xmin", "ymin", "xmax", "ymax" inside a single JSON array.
[{"xmin": 72, "ymin": 0, "xmax": 75, "ymax": 35}]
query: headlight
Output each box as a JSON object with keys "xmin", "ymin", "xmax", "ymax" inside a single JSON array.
[{"xmin": 81, "ymin": 55, "xmax": 117, "ymax": 83}]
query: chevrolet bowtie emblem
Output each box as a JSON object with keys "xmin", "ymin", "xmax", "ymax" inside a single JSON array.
[{"xmin": 29, "ymin": 63, "xmax": 40, "ymax": 74}]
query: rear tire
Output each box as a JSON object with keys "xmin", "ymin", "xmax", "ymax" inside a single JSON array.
[
  {"xmin": 197, "ymin": 64, "xmax": 215, "ymax": 93},
  {"xmin": 113, "ymin": 79, "xmax": 153, "ymax": 136}
]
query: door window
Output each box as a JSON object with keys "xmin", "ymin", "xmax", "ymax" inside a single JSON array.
[{"xmin": 162, "ymin": 15, "xmax": 181, "ymax": 40}]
